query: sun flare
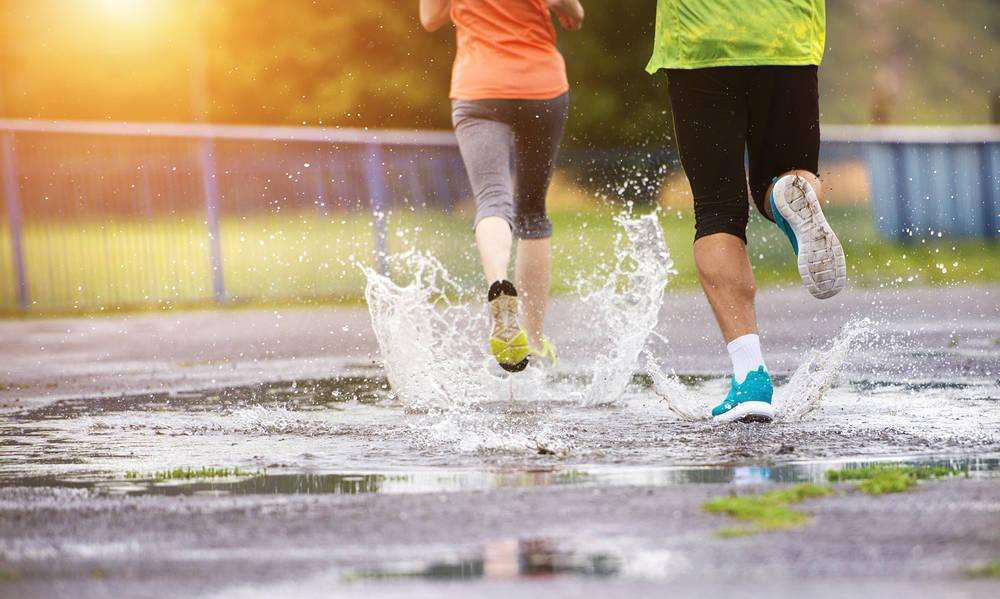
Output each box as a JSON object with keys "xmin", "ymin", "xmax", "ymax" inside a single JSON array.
[{"xmin": 94, "ymin": 0, "xmax": 160, "ymax": 21}]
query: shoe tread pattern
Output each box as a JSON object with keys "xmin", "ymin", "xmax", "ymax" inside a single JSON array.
[{"xmin": 775, "ymin": 176, "xmax": 847, "ymax": 299}]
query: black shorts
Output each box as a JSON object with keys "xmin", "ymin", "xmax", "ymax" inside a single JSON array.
[{"xmin": 666, "ymin": 65, "xmax": 820, "ymax": 243}]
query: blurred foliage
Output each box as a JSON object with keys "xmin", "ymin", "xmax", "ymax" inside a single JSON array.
[
  {"xmin": 0, "ymin": 0, "xmax": 996, "ymax": 146},
  {"xmin": 207, "ymin": 0, "xmax": 456, "ymax": 130},
  {"xmin": 821, "ymin": 0, "xmax": 1000, "ymax": 124},
  {"xmin": 557, "ymin": 2, "xmax": 670, "ymax": 148}
]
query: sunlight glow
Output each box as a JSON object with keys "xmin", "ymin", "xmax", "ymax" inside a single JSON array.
[{"xmin": 95, "ymin": 0, "xmax": 159, "ymax": 21}]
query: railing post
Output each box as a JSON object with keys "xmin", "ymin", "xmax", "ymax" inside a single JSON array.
[
  {"xmin": 891, "ymin": 142, "xmax": 912, "ymax": 242},
  {"xmin": 363, "ymin": 143, "xmax": 389, "ymax": 275},
  {"xmin": 980, "ymin": 142, "xmax": 998, "ymax": 240},
  {"xmin": 430, "ymin": 155, "xmax": 453, "ymax": 211},
  {"xmin": 199, "ymin": 137, "xmax": 226, "ymax": 302},
  {"xmin": 1, "ymin": 132, "xmax": 29, "ymax": 310}
]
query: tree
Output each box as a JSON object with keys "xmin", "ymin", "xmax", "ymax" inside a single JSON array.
[
  {"xmin": 208, "ymin": 0, "xmax": 454, "ymax": 130},
  {"xmin": 1, "ymin": 0, "xmax": 996, "ymax": 142}
]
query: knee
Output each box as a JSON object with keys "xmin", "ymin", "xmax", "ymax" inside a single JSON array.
[
  {"xmin": 694, "ymin": 235, "xmax": 756, "ymax": 297},
  {"xmin": 513, "ymin": 212, "xmax": 552, "ymax": 239},
  {"xmin": 476, "ymin": 181, "xmax": 511, "ymax": 206},
  {"xmin": 696, "ymin": 259, "xmax": 757, "ymax": 299},
  {"xmin": 474, "ymin": 184, "xmax": 514, "ymax": 224}
]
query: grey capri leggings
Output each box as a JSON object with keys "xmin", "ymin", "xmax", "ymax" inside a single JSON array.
[{"xmin": 451, "ymin": 92, "xmax": 569, "ymax": 239}]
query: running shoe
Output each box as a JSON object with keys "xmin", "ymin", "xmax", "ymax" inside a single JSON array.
[
  {"xmin": 529, "ymin": 337, "xmax": 557, "ymax": 368},
  {"xmin": 488, "ymin": 279, "xmax": 530, "ymax": 372},
  {"xmin": 711, "ymin": 366, "xmax": 775, "ymax": 423},
  {"xmin": 770, "ymin": 175, "xmax": 847, "ymax": 299}
]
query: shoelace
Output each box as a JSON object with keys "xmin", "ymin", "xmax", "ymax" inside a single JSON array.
[{"xmin": 490, "ymin": 297, "xmax": 520, "ymax": 342}]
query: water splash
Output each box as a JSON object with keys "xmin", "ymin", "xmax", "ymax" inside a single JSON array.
[
  {"xmin": 579, "ymin": 211, "xmax": 675, "ymax": 406},
  {"xmin": 362, "ymin": 250, "xmax": 496, "ymax": 411},
  {"xmin": 361, "ymin": 210, "xmax": 674, "ymax": 450},
  {"xmin": 361, "ymin": 208, "xmax": 874, "ymax": 450},
  {"xmin": 774, "ymin": 318, "xmax": 876, "ymax": 421},
  {"xmin": 361, "ymin": 249, "xmax": 542, "ymax": 451},
  {"xmin": 648, "ymin": 318, "xmax": 876, "ymax": 422},
  {"xmin": 645, "ymin": 353, "xmax": 706, "ymax": 421}
]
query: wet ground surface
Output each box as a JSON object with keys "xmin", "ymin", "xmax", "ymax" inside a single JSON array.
[
  {"xmin": 1, "ymin": 285, "xmax": 997, "ymax": 409},
  {"xmin": 1, "ymin": 468, "xmax": 999, "ymax": 598},
  {"xmin": 2, "ymin": 372, "xmax": 999, "ymax": 476},
  {"xmin": 0, "ymin": 285, "xmax": 998, "ymax": 597}
]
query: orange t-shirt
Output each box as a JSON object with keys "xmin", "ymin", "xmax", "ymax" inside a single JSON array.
[{"xmin": 449, "ymin": 0, "xmax": 569, "ymax": 101}]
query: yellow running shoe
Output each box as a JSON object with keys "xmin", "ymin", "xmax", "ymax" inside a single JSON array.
[
  {"xmin": 488, "ymin": 280, "xmax": 530, "ymax": 372},
  {"xmin": 529, "ymin": 337, "xmax": 557, "ymax": 367}
]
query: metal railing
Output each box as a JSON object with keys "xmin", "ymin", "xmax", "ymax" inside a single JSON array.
[
  {"xmin": 1, "ymin": 119, "xmax": 997, "ymax": 312},
  {"xmin": 824, "ymin": 125, "xmax": 1000, "ymax": 241},
  {"xmin": 0, "ymin": 119, "xmax": 469, "ymax": 311}
]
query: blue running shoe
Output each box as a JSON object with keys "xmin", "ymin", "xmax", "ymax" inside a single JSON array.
[
  {"xmin": 711, "ymin": 366, "xmax": 775, "ymax": 423},
  {"xmin": 769, "ymin": 181, "xmax": 799, "ymax": 255},
  {"xmin": 769, "ymin": 175, "xmax": 847, "ymax": 299}
]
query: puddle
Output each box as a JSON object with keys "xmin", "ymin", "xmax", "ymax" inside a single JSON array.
[
  {"xmin": 343, "ymin": 537, "xmax": 624, "ymax": 582},
  {"xmin": 3, "ymin": 374, "xmax": 999, "ymax": 473},
  {"xmin": 3, "ymin": 455, "xmax": 997, "ymax": 497},
  {"xmin": 9, "ymin": 375, "xmax": 390, "ymax": 422}
]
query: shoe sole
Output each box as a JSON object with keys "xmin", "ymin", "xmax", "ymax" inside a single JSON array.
[
  {"xmin": 773, "ymin": 176, "xmax": 847, "ymax": 299},
  {"xmin": 490, "ymin": 294, "xmax": 529, "ymax": 372},
  {"xmin": 498, "ymin": 358, "xmax": 529, "ymax": 373},
  {"xmin": 712, "ymin": 401, "xmax": 775, "ymax": 424}
]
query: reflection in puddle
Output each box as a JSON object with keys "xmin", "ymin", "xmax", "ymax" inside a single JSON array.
[
  {"xmin": 5, "ymin": 456, "xmax": 997, "ymax": 497},
  {"xmin": 3, "ymin": 372, "xmax": 999, "ymax": 489},
  {"xmin": 346, "ymin": 538, "xmax": 623, "ymax": 582}
]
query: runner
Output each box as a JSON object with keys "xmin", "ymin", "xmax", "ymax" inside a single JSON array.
[
  {"xmin": 420, "ymin": 0, "xmax": 585, "ymax": 372},
  {"xmin": 646, "ymin": 0, "xmax": 847, "ymax": 422}
]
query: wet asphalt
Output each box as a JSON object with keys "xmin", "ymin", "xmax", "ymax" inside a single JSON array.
[
  {"xmin": 0, "ymin": 285, "xmax": 998, "ymax": 597},
  {"xmin": 1, "ymin": 476, "xmax": 998, "ymax": 598},
  {"xmin": 1, "ymin": 285, "xmax": 997, "ymax": 409}
]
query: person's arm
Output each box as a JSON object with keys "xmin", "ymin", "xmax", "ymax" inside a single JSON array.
[
  {"xmin": 419, "ymin": 0, "xmax": 451, "ymax": 32},
  {"xmin": 547, "ymin": 0, "xmax": 584, "ymax": 31}
]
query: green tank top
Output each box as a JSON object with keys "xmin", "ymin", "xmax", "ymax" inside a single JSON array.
[{"xmin": 646, "ymin": 0, "xmax": 826, "ymax": 72}]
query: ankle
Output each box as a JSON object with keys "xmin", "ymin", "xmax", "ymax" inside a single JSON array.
[
  {"xmin": 526, "ymin": 332, "xmax": 544, "ymax": 349},
  {"xmin": 727, "ymin": 333, "xmax": 767, "ymax": 384}
]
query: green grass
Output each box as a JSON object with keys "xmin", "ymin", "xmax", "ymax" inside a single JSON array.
[
  {"xmin": 703, "ymin": 483, "xmax": 833, "ymax": 537},
  {"xmin": 2, "ymin": 203, "xmax": 997, "ymax": 314},
  {"xmin": 124, "ymin": 466, "xmax": 263, "ymax": 481},
  {"xmin": 705, "ymin": 464, "xmax": 976, "ymax": 539},
  {"xmin": 742, "ymin": 204, "xmax": 999, "ymax": 288},
  {"xmin": 0, "ymin": 570, "xmax": 20, "ymax": 582},
  {"xmin": 826, "ymin": 464, "xmax": 963, "ymax": 495},
  {"xmin": 964, "ymin": 560, "xmax": 1000, "ymax": 579}
]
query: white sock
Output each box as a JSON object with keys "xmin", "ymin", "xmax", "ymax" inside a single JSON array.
[{"xmin": 727, "ymin": 333, "xmax": 767, "ymax": 384}]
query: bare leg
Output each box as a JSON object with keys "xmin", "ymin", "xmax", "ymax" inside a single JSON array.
[
  {"xmin": 475, "ymin": 216, "xmax": 513, "ymax": 284},
  {"xmin": 694, "ymin": 232, "xmax": 758, "ymax": 343},
  {"xmin": 696, "ymin": 169, "xmax": 820, "ymax": 345},
  {"xmin": 514, "ymin": 237, "xmax": 550, "ymax": 348}
]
